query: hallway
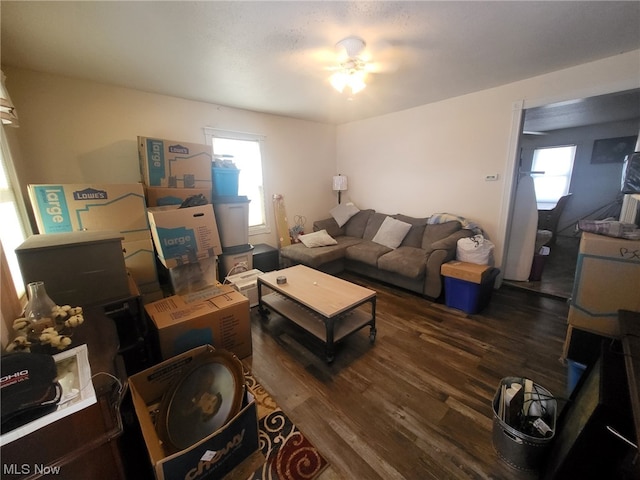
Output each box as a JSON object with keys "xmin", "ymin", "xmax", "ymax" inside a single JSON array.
[{"xmin": 502, "ymin": 235, "xmax": 580, "ymax": 301}]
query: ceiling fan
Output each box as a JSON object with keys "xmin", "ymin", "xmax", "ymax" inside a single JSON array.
[{"xmin": 327, "ymin": 36, "xmax": 396, "ymax": 95}]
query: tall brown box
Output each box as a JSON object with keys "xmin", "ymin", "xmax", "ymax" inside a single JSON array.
[
  {"xmin": 568, "ymin": 232, "xmax": 640, "ymax": 337},
  {"xmin": 15, "ymin": 231, "xmax": 130, "ymax": 307}
]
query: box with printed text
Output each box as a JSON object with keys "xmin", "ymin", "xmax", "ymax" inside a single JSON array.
[
  {"xmin": 122, "ymin": 237, "xmax": 160, "ymax": 291},
  {"xmin": 147, "ymin": 204, "xmax": 222, "ymax": 268},
  {"xmin": 129, "ymin": 345, "xmax": 261, "ymax": 480},
  {"xmin": 28, "ymin": 183, "xmax": 150, "ymax": 243},
  {"xmin": 138, "ymin": 137, "xmax": 212, "ymax": 188},
  {"xmin": 144, "ymin": 284, "xmax": 252, "ymax": 360}
]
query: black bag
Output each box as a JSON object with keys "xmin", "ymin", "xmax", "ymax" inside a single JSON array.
[{"xmin": 1, "ymin": 352, "xmax": 62, "ymax": 434}]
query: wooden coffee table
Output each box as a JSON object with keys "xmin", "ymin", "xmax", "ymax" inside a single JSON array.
[{"xmin": 257, "ymin": 265, "xmax": 377, "ymax": 363}]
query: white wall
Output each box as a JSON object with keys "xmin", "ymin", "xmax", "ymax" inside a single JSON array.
[
  {"xmin": 5, "ymin": 50, "xmax": 640, "ymax": 266},
  {"xmin": 336, "ymin": 50, "xmax": 640, "ymax": 267},
  {"xmin": 4, "ymin": 67, "xmax": 337, "ymax": 247}
]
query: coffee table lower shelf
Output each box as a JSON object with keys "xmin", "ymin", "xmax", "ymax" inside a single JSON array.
[{"xmin": 258, "ymin": 292, "xmax": 376, "ymax": 362}]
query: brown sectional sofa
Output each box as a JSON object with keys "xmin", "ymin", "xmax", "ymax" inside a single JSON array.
[{"xmin": 279, "ymin": 209, "xmax": 474, "ymax": 299}]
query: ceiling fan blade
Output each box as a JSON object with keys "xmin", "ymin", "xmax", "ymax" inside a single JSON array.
[{"xmin": 365, "ymin": 60, "xmax": 399, "ymax": 74}]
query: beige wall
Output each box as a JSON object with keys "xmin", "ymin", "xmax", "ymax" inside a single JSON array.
[
  {"xmin": 5, "ymin": 50, "xmax": 640, "ymax": 265},
  {"xmin": 4, "ymin": 67, "xmax": 337, "ymax": 247},
  {"xmin": 336, "ymin": 50, "xmax": 640, "ymax": 267}
]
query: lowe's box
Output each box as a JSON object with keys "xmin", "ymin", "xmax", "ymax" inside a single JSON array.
[
  {"xmin": 28, "ymin": 183, "xmax": 150, "ymax": 243},
  {"xmin": 122, "ymin": 237, "xmax": 160, "ymax": 292},
  {"xmin": 147, "ymin": 204, "xmax": 222, "ymax": 268},
  {"xmin": 144, "ymin": 284, "xmax": 252, "ymax": 360},
  {"xmin": 138, "ymin": 137, "xmax": 212, "ymax": 188},
  {"xmin": 129, "ymin": 345, "xmax": 261, "ymax": 480}
]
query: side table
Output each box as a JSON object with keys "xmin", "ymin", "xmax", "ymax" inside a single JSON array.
[{"xmin": 252, "ymin": 243, "xmax": 279, "ymax": 272}]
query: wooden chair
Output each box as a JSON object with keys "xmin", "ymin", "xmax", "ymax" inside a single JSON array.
[{"xmin": 538, "ymin": 193, "xmax": 572, "ymax": 245}]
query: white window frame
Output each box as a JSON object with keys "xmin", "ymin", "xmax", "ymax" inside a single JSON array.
[
  {"xmin": 531, "ymin": 144, "xmax": 576, "ymax": 210},
  {"xmin": 0, "ymin": 127, "xmax": 32, "ymax": 300},
  {"xmin": 203, "ymin": 127, "xmax": 270, "ymax": 236}
]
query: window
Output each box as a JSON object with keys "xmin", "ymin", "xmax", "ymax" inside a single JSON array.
[
  {"xmin": 204, "ymin": 128, "xmax": 268, "ymax": 235},
  {"xmin": 531, "ymin": 145, "xmax": 576, "ymax": 210},
  {"xmin": 0, "ymin": 128, "xmax": 30, "ymax": 298}
]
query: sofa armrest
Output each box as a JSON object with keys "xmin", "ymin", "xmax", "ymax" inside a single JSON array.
[
  {"xmin": 423, "ymin": 250, "xmax": 450, "ymax": 298},
  {"xmin": 313, "ymin": 217, "xmax": 344, "ymax": 237},
  {"xmin": 422, "ymin": 229, "xmax": 474, "ymax": 298},
  {"xmin": 424, "ymin": 229, "xmax": 473, "ymax": 254}
]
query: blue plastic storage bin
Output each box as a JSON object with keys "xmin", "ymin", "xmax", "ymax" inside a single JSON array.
[
  {"xmin": 444, "ymin": 267, "xmax": 499, "ymax": 314},
  {"xmin": 212, "ymin": 168, "xmax": 240, "ymax": 196},
  {"xmin": 566, "ymin": 359, "xmax": 587, "ymax": 396}
]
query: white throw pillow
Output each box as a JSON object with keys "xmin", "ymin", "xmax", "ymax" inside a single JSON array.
[
  {"xmin": 299, "ymin": 229, "xmax": 338, "ymax": 248},
  {"xmin": 330, "ymin": 203, "xmax": 360, "ymax": 228},
  {"xmin": 372, "ymin": 216, "xmax": 412, "ymax": 249}
]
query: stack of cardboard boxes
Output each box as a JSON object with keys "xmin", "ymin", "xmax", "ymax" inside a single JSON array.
[
  {"xmin": 25, "ymin": 137, "xmax": 258, "ymax": 477},
  {"xmin": 137, "ymin": 137, "xmax": 252, "ymax": 360},
  {"xmin": 135, "ymin": 138, "xmax": 259, "ymax": 476}
]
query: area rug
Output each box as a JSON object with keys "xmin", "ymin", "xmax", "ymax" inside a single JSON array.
[{"xmin": 244, "ymin": 368, "xmax": 329, "ymax": 480}]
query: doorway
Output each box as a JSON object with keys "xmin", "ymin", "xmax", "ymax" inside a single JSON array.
[{"xmin": 503, "ymin": 89, "xmax": 640, "ymax": 299}]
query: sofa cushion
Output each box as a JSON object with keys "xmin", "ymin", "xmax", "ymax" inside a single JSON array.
[
  {"xmin": 421, "ymin": 221, "xmax": 462, "ymax": 250},
  {"xmin": 344, "ymin": 209, "xmax": 374, "ymax": 238},
  {"xmin": 363, "ymin": 212, "xmax": 389, "ymax": 240},
  {"xmin": 330, "ymin": 203, "xmax": 360, "ymax": 227},
  {"xmin": 345, "ymin": 240, "xmax": 391, "ymax": 267},
  {"xmin": 313, "ymin": 217, "xmax": 344, "ymax": 237},
  {"xmin": 280, "ymin": 236, "xmax": 362, "ymax": 268},
  {"xmin": 378, "ymin": 246, "xmax": 427, "ymax": 279},
  {"xmin": 393, "ymin": 214, "xmax": 429, "ymax": 248},
  {"xmin": 371, "ymin": 216, "xmax": 412, "ymax": 249},
  {"xmin": 298, "ymin": 229, "xmax": 337, "ymax": 248}
]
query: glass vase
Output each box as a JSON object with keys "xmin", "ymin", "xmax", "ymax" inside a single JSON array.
[{"xmin": 25, "ymin": 281, "xmax": 57, "ymax": 340}]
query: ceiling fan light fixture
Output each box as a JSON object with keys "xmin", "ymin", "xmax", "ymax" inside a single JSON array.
[
  {"xmin": 329, "ymin": 36, "xmax": 370, "ymax": 96},
  {"xmin": 330, "ymin": 72, "xmax": 348, "ymax": 93},
  {"xmin": 336, "ymin": 36, "xmax": 366, "ymax": 59},
  {"xmin": 330, "ymin": 69, "xmax": 366, "ymax": 95}
]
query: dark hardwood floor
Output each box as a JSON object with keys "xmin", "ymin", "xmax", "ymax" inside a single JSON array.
[
  {"xmin": 502, "ymin": 235, "xmax": 580, "ymax": 301},
  {"xmin": 242, "ymin": 273, "xmax": 571, "ymax": 480}
]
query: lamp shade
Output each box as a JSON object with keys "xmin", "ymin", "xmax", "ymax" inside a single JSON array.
[{"xmin": 332, "ymin": 175, "xmax": 348, "ymax": 191}]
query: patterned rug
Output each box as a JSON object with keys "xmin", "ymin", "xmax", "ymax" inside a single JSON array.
[{"xmin": 244, "ymin": 369, "xmax": 329, "ymax": 480}]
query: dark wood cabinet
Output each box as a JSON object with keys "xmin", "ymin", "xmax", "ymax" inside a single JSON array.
[
  {"xmin": 1, "ymin": 312, "xmax": 127, "ymax": 480},
  {"xmin": 543, "ymin": 312, "xmax": 639, "ymax": 479}
]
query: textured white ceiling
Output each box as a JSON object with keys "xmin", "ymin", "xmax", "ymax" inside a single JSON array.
[{"xmin": 2, "ymin": 1, "xmax": 639, "ymax": 125}]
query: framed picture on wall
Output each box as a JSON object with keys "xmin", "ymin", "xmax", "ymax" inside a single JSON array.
[{"xmin": 590, "ymin": 136, "xmax": 637, "ymax": 164}]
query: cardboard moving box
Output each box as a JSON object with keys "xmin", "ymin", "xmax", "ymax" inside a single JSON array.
[
  {"xmin": 568, "ymin": 232, "xmax": 640, "ymax": 337},
  {"xmin": 129, "ymin": 345, "xmax": 260, "ymax": 480},
  {"xmin": 147, "ymin": 204, "xmax": 222, "ymax": 268},
  {"xmin": 122, "ymin": 237, "xmax": 159, "ymax": 291},
  {"xmin": 28, "ymin": 183, "xmax": 150, "ymax": 243},
  {"xmin": 144, "ymin": 285, "xmax": 252, "ymax": 360},
  {"xmin": 441, "ymin": 261, "xmax": 492, "ymax": 284},
  {"xmin": 167, "ymin": 256, "xmax": 219, "ymax": 296},
  {"xmin": 138, "ymin": 137, "xmax": 213, "ymax": 188}
]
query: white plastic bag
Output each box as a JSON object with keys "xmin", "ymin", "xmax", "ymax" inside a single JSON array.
[{"xmin": 457, "ymin": 234, "xmax": 495, "ymax": 266}]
